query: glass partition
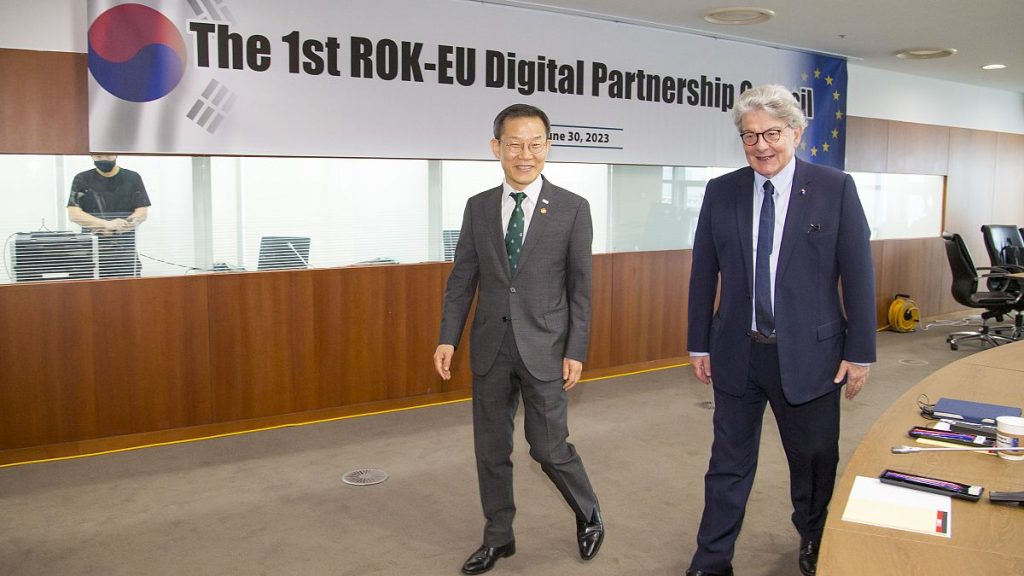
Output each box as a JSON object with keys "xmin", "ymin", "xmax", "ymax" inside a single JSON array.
[
  {"xmin": 0, "ymin": 154, "xmax": 945, "ymax": 284},
  {"xmin": 850, "ymin": 172, "xmax": 944, "ymax": 240}
]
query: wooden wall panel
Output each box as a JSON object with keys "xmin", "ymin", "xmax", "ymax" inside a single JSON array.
[
  {"xmin": 315, "ymin": 266, "xmax": 391, "ymax": 407},
  {"xmin": 607, "ymin": 251, "xmax": 689, "ymax": 367},
  {"xmin": 89, "ymin": 277, "xmax": 213, "ymax": 435},
  {"xmin": 0, "ymin": 276, "xmax": 211, "ymax": 450},
  {"xmin": 846, "ymin": 116, "xmax": 889, "ymax": 173},
  {"xmin": 993, "ymin": 132, "xmax": 1024, "ymax": 228},
  {"xmin": 946, "ymin": 128, "xmax": 999, "ymax": 266},
  {"xmin": 207, "ymin": 271, "xmax": 319, "ymax": 421},
  {"xmin": 0, "ymin": 49, "xmax": 88, "ymax": 154},
  {"xmin": 0, "ymin": 282, "xmax": 100, "ymax": 449},
  {"xmin": 870, "ymin": 241, "xmax": 887, "ymax": 326},
  {"xmin": 874, "ymin": 237, "xmax": 957, "ymax": 326},
  {"xmin": 377, "ymin": 264, "xmax": 461, "ymax": 398},
  {"xmin": 310, "ymin": 263, "xmax": 458, "ymax": 407},
  {"xmin": 887, "ymin": 121, "xmax": 950, "ymax": 175},
  {"xmin": 586, "ymin": 254, "xmax": 615, "ymax": 370}
]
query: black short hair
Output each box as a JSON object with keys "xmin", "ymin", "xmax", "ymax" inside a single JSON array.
[{"xmin": 492, "ymin": 104, "xmax": 551, "ymax": 140}]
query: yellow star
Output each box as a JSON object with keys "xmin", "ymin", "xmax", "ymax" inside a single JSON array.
[
  {"xmin": 800, "ymin": 141, "xmax": 807, "ymax": 151},
  {"xmin": 811, "ymin": 146, "xmax": 818, "ymax": 156},
  {"xmin": 825, "ymin": 76, "xmax": 833, "ymax": 85},
  {"xmin": 832, "ymin": 129, "xmax": 839, "ymax": 139},
  {"xmin": 835, "ymin": 110, "xmax": 844, "ymax": 121},
  {"xmin": 814, "ymin": 69, "xmax": 821, "ymax": 79},
  {"xmin": 802, "ymin": 72, "xmax": 809, "ymax": 82},
  {"xmin": 833, "ymin": 90, "xmax": 841, "ymax": 101},
  {"xmin": 823, "ymin": 142, "xmax": 831, "ymax": 153}
]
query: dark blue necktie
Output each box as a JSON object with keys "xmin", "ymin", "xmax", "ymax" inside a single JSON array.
[{"xmin": 755, "ymin": 180, "xmax": 775, "ymax": 336}]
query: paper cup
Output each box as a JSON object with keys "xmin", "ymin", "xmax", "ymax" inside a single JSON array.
[{"xmin": 996, "ymin": 416, "xmax": 1024, "ymax": 461}]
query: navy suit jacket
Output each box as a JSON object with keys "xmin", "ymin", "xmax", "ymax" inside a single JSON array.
[{"xmin": 687, "ymin": 159, "xmax": 876, "ymax": 404}]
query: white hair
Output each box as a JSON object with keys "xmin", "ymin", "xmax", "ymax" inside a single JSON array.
[{"xmin": 731, "ymin": 84, "xmax": 808, "ymax": 131}]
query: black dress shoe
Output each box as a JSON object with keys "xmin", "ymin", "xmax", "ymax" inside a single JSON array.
[
  {"xmin": 461, "ymin": 540, "xmax": 515, "ymax": 575},
  {"xmin": 576, "ymin": 509, "xmax": 604, "ymax": 560},
  {"xmin": 799, "ymin": 539, "xmax": 819, "ymax": 576},
  {"xmin": 685, "ymin": 568, "xmax": 734, "ymax": 576}
]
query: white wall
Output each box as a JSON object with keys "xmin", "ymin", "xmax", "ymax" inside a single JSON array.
[
  {"xmin": 848, "ymin": 64, "xmax": 1024, "ymax": 135},
  {"xmin": 0, "ymin": 0, "xmax": 85, "ymax": 53}
]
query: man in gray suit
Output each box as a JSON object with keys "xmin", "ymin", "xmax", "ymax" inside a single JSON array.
[{"xmin": 433, "ymin": 103, "xmax": 603, "ymax": 575}]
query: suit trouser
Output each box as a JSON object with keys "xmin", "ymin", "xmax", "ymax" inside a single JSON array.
[
  {"xmin": 690, "ymin": 341, "xmax": 841, "ymax": 572},
  {"xmin": 472, "ymin": 326, "xmax": 599, "ymax": 547}
]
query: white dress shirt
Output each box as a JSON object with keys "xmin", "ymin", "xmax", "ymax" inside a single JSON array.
[
  {"xmin": 751, "ymin": 156, "xmax": 796, "ymax": 332},
  {"xmin": 500, "ymin": 176, "xmax": 543, "ymax": 239}
]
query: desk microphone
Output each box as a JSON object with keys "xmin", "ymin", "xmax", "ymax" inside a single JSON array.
[{"xmin": 891, "ymin": 445, "xmax": 1023, "ymax": 454}]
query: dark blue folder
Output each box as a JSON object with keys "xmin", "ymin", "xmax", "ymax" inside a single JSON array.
[{"xmin": 932, "ymin": 398, "xmax": 1022, "ymax": 425}]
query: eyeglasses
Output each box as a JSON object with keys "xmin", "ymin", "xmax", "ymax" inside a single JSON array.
[
  {"xmin": 501, "ymin": 140, "xmax": 549, "ymax": 156},
  {"xmin": 739, "ymin": 128, "xmax": 784, "ymax": 147}
]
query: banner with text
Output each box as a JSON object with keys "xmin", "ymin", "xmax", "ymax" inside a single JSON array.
[{"xmin": 87, "ymin": 0, "xmax": 847, "ymax": 169}]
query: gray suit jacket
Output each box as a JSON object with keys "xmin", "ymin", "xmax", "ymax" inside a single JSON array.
[{"xmin": 439, "ymin": 177, "xmax": 593, "ymax": 381}]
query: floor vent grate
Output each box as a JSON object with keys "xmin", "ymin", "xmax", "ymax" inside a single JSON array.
[{"xmin": 342, "ymin": 468, "xmax": 389, "ymax": 486}]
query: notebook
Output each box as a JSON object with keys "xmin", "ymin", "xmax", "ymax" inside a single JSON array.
[{"xmin": 932, "ymin": 398, "xmax": 1022, "ymax": 425}]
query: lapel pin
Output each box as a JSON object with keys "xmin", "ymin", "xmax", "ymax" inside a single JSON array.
[
  {"xmin": 541, "ymin": 198, "xmax": 549, "ymax": 204},
  {"xmin": 800, "ymin": 188, "xmax": 806, "ymax": 195},
  {"xmin": 540, "ymin": 207, "xmax": 547, "ymax": 214}
]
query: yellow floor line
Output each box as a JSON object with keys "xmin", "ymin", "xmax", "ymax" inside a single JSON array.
[{"xmin": 1, "ymin": 363, "xmax": 691, "ymax": 469}]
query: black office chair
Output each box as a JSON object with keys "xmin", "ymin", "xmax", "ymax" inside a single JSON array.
[
  {"xmin": 942, "ymin": 232, "xmax": 1021, "ymax": 350},
  {"xmin": 981, "ymin": 224, "xmax": 1024, "ymax": 277},
  {"xmin": 980, "ymin": 225, "xmax": 1024, "ymax": 337}
]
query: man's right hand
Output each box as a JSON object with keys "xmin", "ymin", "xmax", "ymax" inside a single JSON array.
[
  {"xmin": 433, "ymin": 344, "xmax": 455, "ymax": 380},
  {"xmin": 99, "ymin": 218, "xmax": 130, "ymax": 235},
  {"xmin": 690, "ymin": 355, "xmax": 712, "ymax": 385}
]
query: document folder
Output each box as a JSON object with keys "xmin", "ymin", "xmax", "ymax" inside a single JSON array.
[{"xmin": 932, "ymin": 398, "xmax": 1022, "ymax": 425}]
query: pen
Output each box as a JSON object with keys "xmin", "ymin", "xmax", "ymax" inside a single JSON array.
[{"xmin": 892, "ymin": 445, "xmax": 1022, "ymax": 453}]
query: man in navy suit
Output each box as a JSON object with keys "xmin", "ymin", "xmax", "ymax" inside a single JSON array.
[
  {"xmin": 685, "ymin": 84, "xmax": 876, "ymax": 576},
  {"xmin": 434, "ymin": 104, "xmax": 603, "ymax": 574}
]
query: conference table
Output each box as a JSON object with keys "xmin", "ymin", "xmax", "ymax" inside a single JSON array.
[{"xmin": 818, "ymin": 341, "xmax": 1024, "ymax": 575}]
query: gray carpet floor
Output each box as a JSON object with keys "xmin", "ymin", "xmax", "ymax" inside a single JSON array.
[{"xmin": 0, "ymin": 316, "xmax": 997, "ymax": 575}]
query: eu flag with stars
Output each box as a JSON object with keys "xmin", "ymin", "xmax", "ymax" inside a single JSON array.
[{"xmin": 788, "ymin": 55, "xmax": 847, "ymax": 170}]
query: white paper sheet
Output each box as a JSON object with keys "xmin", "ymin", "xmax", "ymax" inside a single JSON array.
[{"xmin": 841, "ymin": 476, "xmax": 952, "ymax": 537}]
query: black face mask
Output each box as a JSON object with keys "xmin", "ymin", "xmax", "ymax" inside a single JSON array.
[{"xmin": 94, "ymin": 160, "xmax": 116, "ymax": 173}]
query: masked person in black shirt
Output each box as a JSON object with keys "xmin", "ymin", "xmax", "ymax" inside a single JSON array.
[{"xmin": 67, "ymin": 154, "xmax": 152, "ymax": 278}]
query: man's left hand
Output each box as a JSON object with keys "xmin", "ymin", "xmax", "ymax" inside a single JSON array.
[
  {"xmin": 834, "ymin": 361, "xmax": 869, "ymax": 400},
  {"xmin": 563, "ymin": 358, "xmax": 583, "ymax": 390}
]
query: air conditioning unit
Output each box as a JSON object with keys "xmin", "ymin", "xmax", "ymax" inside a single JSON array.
[{"xmin": 11, "ymin": 232, "xmax": 99, "ymax": 282}]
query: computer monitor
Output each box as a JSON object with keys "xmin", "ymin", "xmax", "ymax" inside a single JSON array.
[
  {"xmin": 11, "ymin": 232, "xmax": 99, "ymax": 282},
  {"xmin": 257, "ymin": 236, "xmax": 310, "ymax": 270},
  {"xmin": 442, "ymin": 229, "xmax": 460, "ymax": 262}
]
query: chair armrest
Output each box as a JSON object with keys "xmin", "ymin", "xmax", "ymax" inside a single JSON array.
[{"xmin": 976, "ymin": 268, "xmax": 1009, "ymax": 279}]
